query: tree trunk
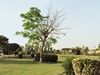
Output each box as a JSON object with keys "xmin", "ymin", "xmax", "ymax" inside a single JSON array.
[
  {"xmin": 39, "ymin": 53, "xmax": 42, "ymax": 63},
  {"xmin": 39, "ymin": 39, "xmax": 46, "ymax": 63}
]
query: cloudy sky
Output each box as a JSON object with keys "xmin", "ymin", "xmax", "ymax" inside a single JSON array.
[{"xmin": 0, "ymin": 0, "xmax": 100, "ymax": 49}]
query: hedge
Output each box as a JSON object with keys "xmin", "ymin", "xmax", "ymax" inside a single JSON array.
[
  {"xmin": 62, "ymin": 55, "xmax": 100, "ymax": 75},
  {"xmin": 42, "ymin": 54, "xmax": 58, "ymax": 62},
  {"xmin": 72, "ymin": 57, "xmax": 100, "ymax": 75},
  {"xmin": 34, "ymin": 53, "xmax": 58, "ymax": 63},
  {"xmin": 62, "ymin": 55, "xmax": 78, "ymax": 75}
]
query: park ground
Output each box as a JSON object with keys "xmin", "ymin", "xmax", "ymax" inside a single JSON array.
[{"xmin": 0, "ymin": 55, "xmax": 65, "ymax": 75}]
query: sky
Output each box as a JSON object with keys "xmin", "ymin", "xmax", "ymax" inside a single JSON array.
[{"xmin": 0, "ymin": 0, "xmax": 100, "ymax": 49}]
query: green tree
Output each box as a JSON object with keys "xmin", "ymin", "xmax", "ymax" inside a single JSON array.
[
  {"xmin": 0, "ymin": 35, "xmax": 9, "ymax": 54},
  {"xmin": 16, "ymin": 7, "xmax": 66, "ymax": 63},
  {"xmin": 72, "ymin": 47, "xmax": 82, "ymax": 55},
  {"xmin": 61, "ymin": 48, "xmax": 71, "ymax": 54},
  {"xmin": 0, "ymin": 35, "xmax": 8, "ymax": 47}
]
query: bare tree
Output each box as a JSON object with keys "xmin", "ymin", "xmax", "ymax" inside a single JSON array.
[{"xmin": 37, "ymin": 7, "xmax": 67, "ymax": 63}]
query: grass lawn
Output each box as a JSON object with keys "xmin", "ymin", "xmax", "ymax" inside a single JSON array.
[{"xmin": 0, "ymin": 58, "xmax": 65, "ymax": 75}]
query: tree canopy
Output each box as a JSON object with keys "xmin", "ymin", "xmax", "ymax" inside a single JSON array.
[{"xmin": 0, "ymin": 35, "xmax": 8, "ymax": 47}]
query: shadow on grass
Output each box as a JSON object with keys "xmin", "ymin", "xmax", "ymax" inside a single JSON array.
[{"xmin": 0, "ymin": 58, "xmax": 38, "ymax": 64}]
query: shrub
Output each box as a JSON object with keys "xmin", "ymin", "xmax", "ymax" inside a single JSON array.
[
  {"xmin": 42, "ymin": 54, "xmax": 58, "ymax": 62},
  {"xmin": 72, "ymin": 47, "xmax": 82, "ymax": 55},
  {"xmin": 18, "ymin": 51, "xmax": 23, "ymax": 59},
  {"xmin": 62, "ymin": 55, "xmax": 77, "ymax": 75},
  {"xmin": 72, "ymin": 57, "xmax": 100, "ymax": 75},
  {"xmin": 18, "ymin": 54, "xmax": 23, "ymax": 58},
  {"xmin": 34, "ymin": 53, "xmax": 58, "ymax": 63},
  {"xmin": 31, "ymin": 53, "xmax": 34, "ymax": 58},
  {"xmin": 4, "ymin": 43, "xmax": 20, "ymax": 55},
  {"xmin": 13, "ymin": 51, "xmax": 18, "ymax": 55}
]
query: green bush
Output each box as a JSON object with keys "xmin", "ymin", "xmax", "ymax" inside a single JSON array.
[
  {"xmin": 42, "ymin": 54, "xmax": 58, "ymax": 62},
  {"xmin": 3, "ymin": 43, "xmax": 20, "ymax": 55},
  {"xmin": 14, "ymin": 51, "xmax": 18, "ymax": 55},
  {"xmin": 62, "ymin": 55, "xmax": 77, "ymax": 75},
  {"xmin": 18, "ymin": 51, "xmax": 23, "ymax": 59},
  {"xmin": 34, "ymin": 53, "xmax": 58, "ymax": 63},
  {"xmin": 18, "ymin": 54, "xmax": 23, "ymax": 58},
  {"xmin": 31, "ymin": 53, "xmax": 34, "ymax": 58},
  {"xmin": 72, "ymin": 57, "xmax": 100, "ymax": 75}
]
